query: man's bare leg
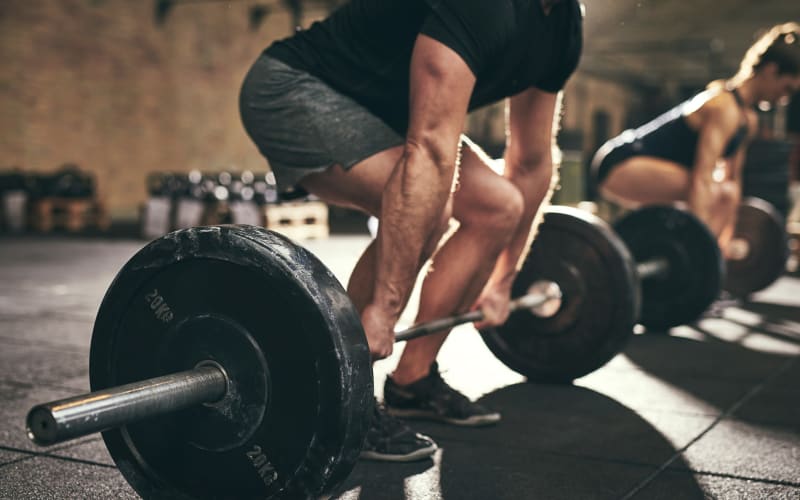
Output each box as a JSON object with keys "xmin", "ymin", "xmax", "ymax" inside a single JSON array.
[
  {"xmin": 391, "ymin": 144, "xmax": 525, "ymax": 385},
  {"xmin": 299, "ymin": 145, "xmax": 452, "ymax": 324},
  {"xmin": 299, "ymin": 145, "xmax": 441, "ymax": 460},
  {"xmin": 299, "ymin": 147, "xmax": 399, "ymax": 314}
]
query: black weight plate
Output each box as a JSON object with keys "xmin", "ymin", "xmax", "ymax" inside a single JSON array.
[
  {"xmin": 159, "ymin": 314, "xmax": 271, "ymax": 453},
  {"xmin": 479, "ymin": 206, "xmax": 639, "ymax": 383},
  {"xmin": 724, "ymin": 197, "xmax": 788, "ymax": 297},
  {"xmin": 614, "ymin": 206, "xmax": 723, "ymax": 331},
  {"xmin": 90, "ymin": 226, "xmax": 372, "ymax": 499}
]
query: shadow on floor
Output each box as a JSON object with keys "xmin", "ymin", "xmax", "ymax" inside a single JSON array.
[
  {"xmin": 626, "ymin": 298, "xmax": 799, "ymax": 424},
  {"xmin": 335, "ymin": 384, "xmax": 702, "ymax": 500}
]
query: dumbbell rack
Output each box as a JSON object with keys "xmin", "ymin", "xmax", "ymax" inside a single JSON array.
[
  {"xmin": 142, "ymin": 171, "xmax": 330, "ymax": 240},
  {"xmin": 30, "ymin": 197, "xmax": 110, "ymax": 233}
]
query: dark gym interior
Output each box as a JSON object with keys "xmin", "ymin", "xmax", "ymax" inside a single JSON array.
[{"xmin": 1, "ymin": 1, "xmax": 799, "ymax": 499}]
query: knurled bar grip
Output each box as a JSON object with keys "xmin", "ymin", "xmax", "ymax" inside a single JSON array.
[
  {"xmin": 26, "ymin": 365, "xmax": 227, "ymax": 446},
  {"xmin": 635, "ymin": 257, "xmax": 671, "ymax": 281},
  {"xmin": 395, "ymin": 289, "xmax": 558, "ymax": 343}
]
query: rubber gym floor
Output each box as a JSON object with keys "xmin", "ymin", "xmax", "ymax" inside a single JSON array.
[{"xmin": 0, "ymin": 234, "xmax": 798, "ymax": 499}]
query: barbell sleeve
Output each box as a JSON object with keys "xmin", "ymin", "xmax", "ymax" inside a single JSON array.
[
  {"xmin": 26, "ymin": 364, "xmax": 227, "ymax": 446},
  {"xmin": 395, "ymin": 283, "xmax": 561, "ymax": 343}
]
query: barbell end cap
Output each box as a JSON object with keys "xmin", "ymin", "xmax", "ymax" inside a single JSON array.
[
  {"xmin": 26, "ymin": 406, "xmax": 60, "ymax": 447},
  {"xmin": 525, "ymin": 280, "xmax": 563, "ymax": 318}
]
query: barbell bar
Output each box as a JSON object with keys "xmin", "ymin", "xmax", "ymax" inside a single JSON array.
[
  {"xmin": 27, "ymin": 220, "xmax": 678, "ymax": 447},
  {"xmin": 23, "ymin": 205, "xmax": 724, "ymax": 498},
  {"xmin": 27, "ymin": 284, "xmax": 562, "ymax": 447},
  {"xmin": 395, "ymin": 281, "xmax": 562, "ymax": 342},
  {"xmin": 28, "ymin": 244, "xmax": 675, "ymax": 449}
]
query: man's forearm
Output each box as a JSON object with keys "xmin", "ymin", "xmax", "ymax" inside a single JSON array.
[{"xmin": 372, "ymin": 145, "xmax": 456, "ymax": 318}]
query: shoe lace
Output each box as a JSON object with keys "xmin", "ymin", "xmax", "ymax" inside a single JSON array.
[
  {"xmin": 372, "ymin": 400, "xmax": 411, "ymax": 436},
  {"xmin": 427, "ymin": 369, "xmax": 472, "ymax": 407}
]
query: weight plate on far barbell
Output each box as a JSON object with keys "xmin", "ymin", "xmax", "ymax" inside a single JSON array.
[
  {"xmin": 614, "ymin": 206, "xmax": 724, "ymax": 331},
  {"xmin": 724, "ymin": 197, "xmax": 788, "ymax": 297},
  {"xmin": 479, "ymin": 206, "xmax": 639, "ymax": 383}
]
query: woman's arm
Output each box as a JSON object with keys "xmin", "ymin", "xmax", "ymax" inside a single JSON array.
[{"xmin": 688, "ymin": 96, "xmax": 741, "ymax": 227}]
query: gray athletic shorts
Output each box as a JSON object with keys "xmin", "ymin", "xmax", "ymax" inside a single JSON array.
[{"xmin": 239, "ymin": 55, "xmax": 404, "ymax": 195}]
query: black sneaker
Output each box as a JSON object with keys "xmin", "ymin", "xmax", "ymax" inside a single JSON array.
[
  {"xmin": 360, "ymin": 398, "xmax": 438, "ymax": 462},
  {"xmin": 384, "ymin": 363, "xmax": 501, "ymax": 426}
]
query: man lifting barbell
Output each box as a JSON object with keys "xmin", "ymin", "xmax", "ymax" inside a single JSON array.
[
  {"xmin": 239, "ymin": 0, "xmax": 583, "ymax": 461},
  {"xmin": 592, "ymin": 23, "xmax": 800, "ymax": 258}
]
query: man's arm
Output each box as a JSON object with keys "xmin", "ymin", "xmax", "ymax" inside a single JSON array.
[
  {"xmin": 474, "ymin": 87, "xmax": 561, "ymax": 326},
  {"xmin": 363, "ymin": 34, "xmax": 475, "ymax": 358}
]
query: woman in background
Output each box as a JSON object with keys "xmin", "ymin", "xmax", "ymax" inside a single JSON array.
[{"xmin": 592, "ymin": 23, "xmax": 800, "ymax": 255}]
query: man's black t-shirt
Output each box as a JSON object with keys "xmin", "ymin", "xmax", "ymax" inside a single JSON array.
[{"xmin": 265, "ymin": 0, "xmax": 583, "ymax": 134}]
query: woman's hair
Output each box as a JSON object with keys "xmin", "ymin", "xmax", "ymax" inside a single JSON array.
[{"xmin": 730, "ymin": 22, "xmax": 800, "ymax": 85}]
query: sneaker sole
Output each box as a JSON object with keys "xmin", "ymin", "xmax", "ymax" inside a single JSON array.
[
  {"xmin": 386, "ymin": 408, "xmax": 502, "ymax": 427},
  {"xmin": 359, "ymin": 443, "xmax": 438, "ymax": 462}
]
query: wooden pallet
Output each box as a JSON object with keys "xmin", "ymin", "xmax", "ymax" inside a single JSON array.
[
  {"xmin": 263, "ymin": 201, "xmax": 329, "ymax": 240},
  {"xmin": 30, "ymin": 197, "xmax": 110, "ymax": 233}
]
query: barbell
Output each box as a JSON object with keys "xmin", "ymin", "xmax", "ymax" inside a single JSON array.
[
  {"xmin": 25, "ymin": 205, "xmax": 723, "ymax": 499},
  {"xmin": 480, "ymin": 205, "xmax": 723, "ymax": 381}
]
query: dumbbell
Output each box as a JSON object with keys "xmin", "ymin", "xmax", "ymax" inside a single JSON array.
[
  {"xmin": 0, "ymin": 169, "xmax": 26, "ymax": 193},
  {"xmin": 226, "ymin": 171, "xmax": 259, "ymax": 203},
  {"xmin": 145, "ymin": 172, "xmax": 169, "ymax": 197},
  {"xmin": 49, "ymin": 163, "xmax": 95, "ymax": 198},
  {"xmin": 187, "ymin": 169, "xmax": 205, "ymax": 199},
  {"xmin": 185, "ymin": 172, "xmax": 229, "ymax": 203},
  {"xmin": 253, "ymin": 171, "xmax": 279, "ymax": 205},
  {"xmin": 203, "ymin": 171, "xmax": 238, "ymax": 203},
  {"xmin": 723, "ymin": 197, "xmax": 788, "ymax": 297},
  {"xmin": 147, "ymin": 173, "xmax": 188, "ymax": 199}
]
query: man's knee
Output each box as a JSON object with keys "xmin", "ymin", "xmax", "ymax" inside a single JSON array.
[
  {"xmin": 496, "ymin": 184, "xmax": 525, "ymax": 230},
  {"xmin": 459, "ymin": 179, "xmax": 524, "ymax": 233},
  {"xmin": 421, "ymin": 198, "xmax": 455, "ymax": 258}
]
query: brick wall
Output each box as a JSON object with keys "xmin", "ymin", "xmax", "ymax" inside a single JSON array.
[
  {"xmin": 1, "ymin": 1, "xmax": 647, "ymax": 215},
  {"xmin": 0, "ymin": 0, "xmax": 295, "ymax": 217},
  {"xmin": 562, "ymin": 73, "xmax": 644, "ymax": 156},
  {"xmin": 462, "ymin": 74, "xmax": 644, "ymax": 171}
]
